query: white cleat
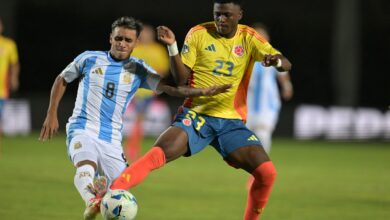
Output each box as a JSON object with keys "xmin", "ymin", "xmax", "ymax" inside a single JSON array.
[
  {"xmin": 83, "ymin": 176, "xmax": 108, "ymax": 220},
  {"xmin": 83, "ymin": 197, "xmax": 101, "ymax": 220}
]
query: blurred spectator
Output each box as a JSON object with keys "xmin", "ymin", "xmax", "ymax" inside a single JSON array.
[
  {"xmin": 126, "ymin": 24, "xmax": 169, "ymax": 161},
  {"xmin": 246, "ymin": 23, "xmax": 293, "ymax": 153},
  {"xmin": 0, "ymin": 17, "xmax": 20, "ymax": 143}
]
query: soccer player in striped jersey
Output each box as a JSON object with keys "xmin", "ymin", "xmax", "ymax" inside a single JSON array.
[
  {"xmin": 110, "ymin": 1, "xmax": 292, "ymax": 219},
  {"xmin": 39, "ymin": 16, "xmax": 230, "ymax": 220}
]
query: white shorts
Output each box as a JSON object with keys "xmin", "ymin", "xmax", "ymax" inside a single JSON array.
[
  {"xmin": 246, "ymin": 110, "xmax": 279, "ymax": 131},
  {"xmin": 67, "ymin": 133, "xmax": 127, "ymax": 184}
]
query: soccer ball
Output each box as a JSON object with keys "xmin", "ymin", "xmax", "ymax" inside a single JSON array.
[{"xmin": 100, "ymin": 189, "xmax": 138, "ymax": 220}]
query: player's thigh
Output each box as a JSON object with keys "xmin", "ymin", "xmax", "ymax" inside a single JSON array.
[
  {"xmin": 216, "ymin": 122, "xmax": 270, "ymax": 173},
  {"xmin": 224, "ymin": 145, "xmax": 270, "ymax": 173},
  {"xmin": 67, "ymin": 134, "xmax": 98, "ymax": 168},
  {"xmin": 97, "ymin": 141, "xmax": 127, "ymax": 184},
  {"xmin": 154, "ymin": 126, "xmax": 189, "ymax": 162}
]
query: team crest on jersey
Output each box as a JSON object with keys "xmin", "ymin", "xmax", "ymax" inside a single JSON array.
[
  {"xmin": 74, "ymin": 141, "xmax": 82, "ymax": 149},
  {"xmin": 233, "ymin": 45, "xmax": 244, "ymax": 57},
  {"xmin": 122, "ymin": 72, "xmax": 133, "ymax": 84},
  {"xmin": 182, "ymin": 44, "xmax": 189, "ymax": 54},
  {"xmin": 182, "ymin": 118, "xmax": 192, "ymax": 126}
]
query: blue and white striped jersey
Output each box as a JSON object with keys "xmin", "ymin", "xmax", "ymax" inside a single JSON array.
[
  {"xmin": 247, "ymin": 62, "xmax": 281, "ymax": 117},
  {"xmin": 61, "ymin": 51, "xmax": 161, "ymax": 145}
]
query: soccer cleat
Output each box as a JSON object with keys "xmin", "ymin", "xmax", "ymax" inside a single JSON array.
[
  {"xmin": 83, "ymin": 176, "xmax": 108, "ymax": 220},
  {"xmin": 83, "ymin": 197, "xmax": 102, "ymax": 220},
  {"xmin": 92, "ymin": 176, "xmax": 108, "ymax": 198}
]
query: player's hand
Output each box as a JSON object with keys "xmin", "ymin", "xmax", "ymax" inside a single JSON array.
[
  {"xmin": 202, "ymin": 84, "xmax": 232, "ymax": 96},
  {"xmin": 10, "ymin": 78, "xmax": 19, "ymax": 92},
  {"xmin": 39, "ymin": 113, "xmax": 59, "ymax": 141},
  {"xmin": 262, "ymin": 54, "xmax": 280, "ymax": 67},
  {"xmin": 156, "ymin": 26, "xmax": 176, "ymax": 45}
]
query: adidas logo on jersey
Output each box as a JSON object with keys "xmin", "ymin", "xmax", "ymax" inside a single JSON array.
[
  {"xmin": 205, "ymin": 44, "xmax": 216, "ymax": 52},
  {"xmin": 247, "ymin": 135, "xmax": 259, "ymax": 141},
  {"xmin": 92, "ymin": 67, "xmax": 103, "ymax": 75}
]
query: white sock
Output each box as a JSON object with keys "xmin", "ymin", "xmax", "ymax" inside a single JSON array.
[{"xmin": 74, "ymin": 164, "xmax": 95, "ymax": 205}]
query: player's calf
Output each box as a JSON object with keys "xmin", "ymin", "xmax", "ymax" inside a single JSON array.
[{"xmin": 244, "ymin": 161, "xmax": 277, "ymax": 220}]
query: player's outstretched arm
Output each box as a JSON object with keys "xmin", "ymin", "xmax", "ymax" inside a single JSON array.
[
  {"xmin": 277, "ymin": 72, "xmax": 294, "ymax": 101},
  {"xmin": 263, "ymin": 54, "xmax": 292, "ymax": 72},
  {"xmin": 157, "ymin": 26, "xmax": 191, "ymax": 86},
  {"xmin": 157, "ymin": 83, "xmax": 232, "ymax": 97},
  {"xmin": 39, "ymin": 75, "xmax": 68, "ymax": 141}
]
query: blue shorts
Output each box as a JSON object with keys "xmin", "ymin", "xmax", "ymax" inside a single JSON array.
[
  {"xmin": 173, "ymin": 107, "xmax": 262, "ymax": 158},
  {"xmin": 0, "ymin": 99, "xmax": 5, "ymax": 116}
]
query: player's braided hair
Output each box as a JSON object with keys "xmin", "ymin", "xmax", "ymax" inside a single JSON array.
[{"xmin": 111, "ymin": 16, "xmax": 143, "ymax": 37}]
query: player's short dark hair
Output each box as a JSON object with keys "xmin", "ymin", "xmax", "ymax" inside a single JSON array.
[
  {"xmin": 111, "ymin": 16, "xmax": 143, "ymax": 37},
  {"xmin": 213, "ymin": 0, "xmax": 244, "ymax": 8}
]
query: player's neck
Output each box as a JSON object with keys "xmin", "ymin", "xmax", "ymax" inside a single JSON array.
[
  {"xmin": 220, "ymin": 27, "xmax": 237, "ymax": 39},
  {"xmin": 109, "ymin": 51, "xmax": 129, "ymax": 62}
]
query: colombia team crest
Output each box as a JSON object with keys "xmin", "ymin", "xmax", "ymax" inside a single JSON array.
[
  {"xmin": 182, "ymin": 118, "xmax": 192, "ymax": 126},
  {"xmin": 233, "ymin": 45, "xmax": 244, "ymax": 57}
]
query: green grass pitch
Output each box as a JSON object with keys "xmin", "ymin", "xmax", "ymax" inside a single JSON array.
[{"xmin": 0, "ymin": 134, "xmax": 389, "ymax": 220}]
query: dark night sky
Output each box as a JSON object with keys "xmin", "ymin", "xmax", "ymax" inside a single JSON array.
[{"xmin": 4, "ymin": 0, "xmax": 390, "ymax": 108}]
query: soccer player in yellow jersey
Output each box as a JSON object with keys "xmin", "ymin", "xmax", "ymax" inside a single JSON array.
[
  {"xmin": 0, "ymin": 18, "xmax": 20, "ymax": 138},
  {"xmin": 110, "ymin": 0, "xmax": 292, "ymax": 219}
]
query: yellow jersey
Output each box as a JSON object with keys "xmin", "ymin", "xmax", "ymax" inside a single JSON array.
[
  {"xmin": 132, "ymin": 43, "xmax": 169, "ymax": 98},
  {"xmin": 181, "ymin": 22, "xmax": 281, "ymax": 120},
  {"xmin": 0, "ymin": 36, "xmax": 18, "ymax": 98}
]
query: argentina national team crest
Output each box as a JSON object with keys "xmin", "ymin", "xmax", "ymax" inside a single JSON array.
[
  {"xmin": 233, "ymin": 45, "xmax": 244, "ymax": 57},
  {"xmin": 122, "ymin": 72, "xmax": 133, "ymax": 84},
  {"xmin": 74, "ymin": 141, "xmax": 82, "ymax": 149}
]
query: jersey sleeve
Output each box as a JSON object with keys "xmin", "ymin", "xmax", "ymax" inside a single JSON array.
[
  {"xmin": 180, "ymin": 27, "xmax": 200, "ymax": 69},
  {"xmin": 139, "ymin": 63, "xmax": 162, "ymax": 94},
  {"xmin": 250, "ymin": 33, "xmax": 281, "ymax": 62},
  {"xmin": 60, "ymin": 51, "xmax": 89, "ymax": 83}
]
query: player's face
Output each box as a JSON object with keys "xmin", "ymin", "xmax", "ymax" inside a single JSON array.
[
  {"xmin": 213, "ymin": 3, "xmax": 242, "ymax": 38},
  {"xmin": 110, "ymin": 27, "xmax": 138, "ymax": 60}
]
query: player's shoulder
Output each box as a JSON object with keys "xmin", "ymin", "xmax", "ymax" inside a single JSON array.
[
  {"xmin": 128, "ymin": 57, "xmax": 157, "ymax": 75},
  {"xmin": 0, "ymin": 36, "xmax": 17, "ymax": 47},
  {"xmin": 237, "ymin": 24, "xmax": 268, "ymax": 43},
  {"xmin": 78, "ymin": 50, "xmax": 106, "ymax": 58},
  {"xmin": 187, "ymin": 22, "xmax": 216, "ymax": 36},
  {"xmin": 74, "ymin": 50, "xmax": 106, "ymax": 62}
]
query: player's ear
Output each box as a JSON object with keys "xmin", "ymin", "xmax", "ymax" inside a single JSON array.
[
  {"xmin": 238, "ymin": 9, "xmax": 243, "ymax": 21},
  {"xmin": 109, "ymin": 33, "xmax": 113, "ymax": 44},
  {"xmin": 135, "ymin": 37, "xmax": 140, "ymax": 47}
]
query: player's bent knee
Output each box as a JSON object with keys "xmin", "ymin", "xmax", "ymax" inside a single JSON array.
[{"xmin": 253, "ymin": 161, "xmax": 277, "ymax": 185}]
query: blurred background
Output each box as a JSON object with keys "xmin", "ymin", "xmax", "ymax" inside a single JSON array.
[{"xmin": 0, "ymin": 0, "xmax": 389, "ymax": 139}]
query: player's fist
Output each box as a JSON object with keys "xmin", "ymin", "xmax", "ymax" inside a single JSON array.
[
  {"xmin": 262, "ymin": 54, "xmax": 280, "ymax": 67},
  {"xmin": 157, "ymin": 26, "xmax": 176, "ymax": 45}
]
